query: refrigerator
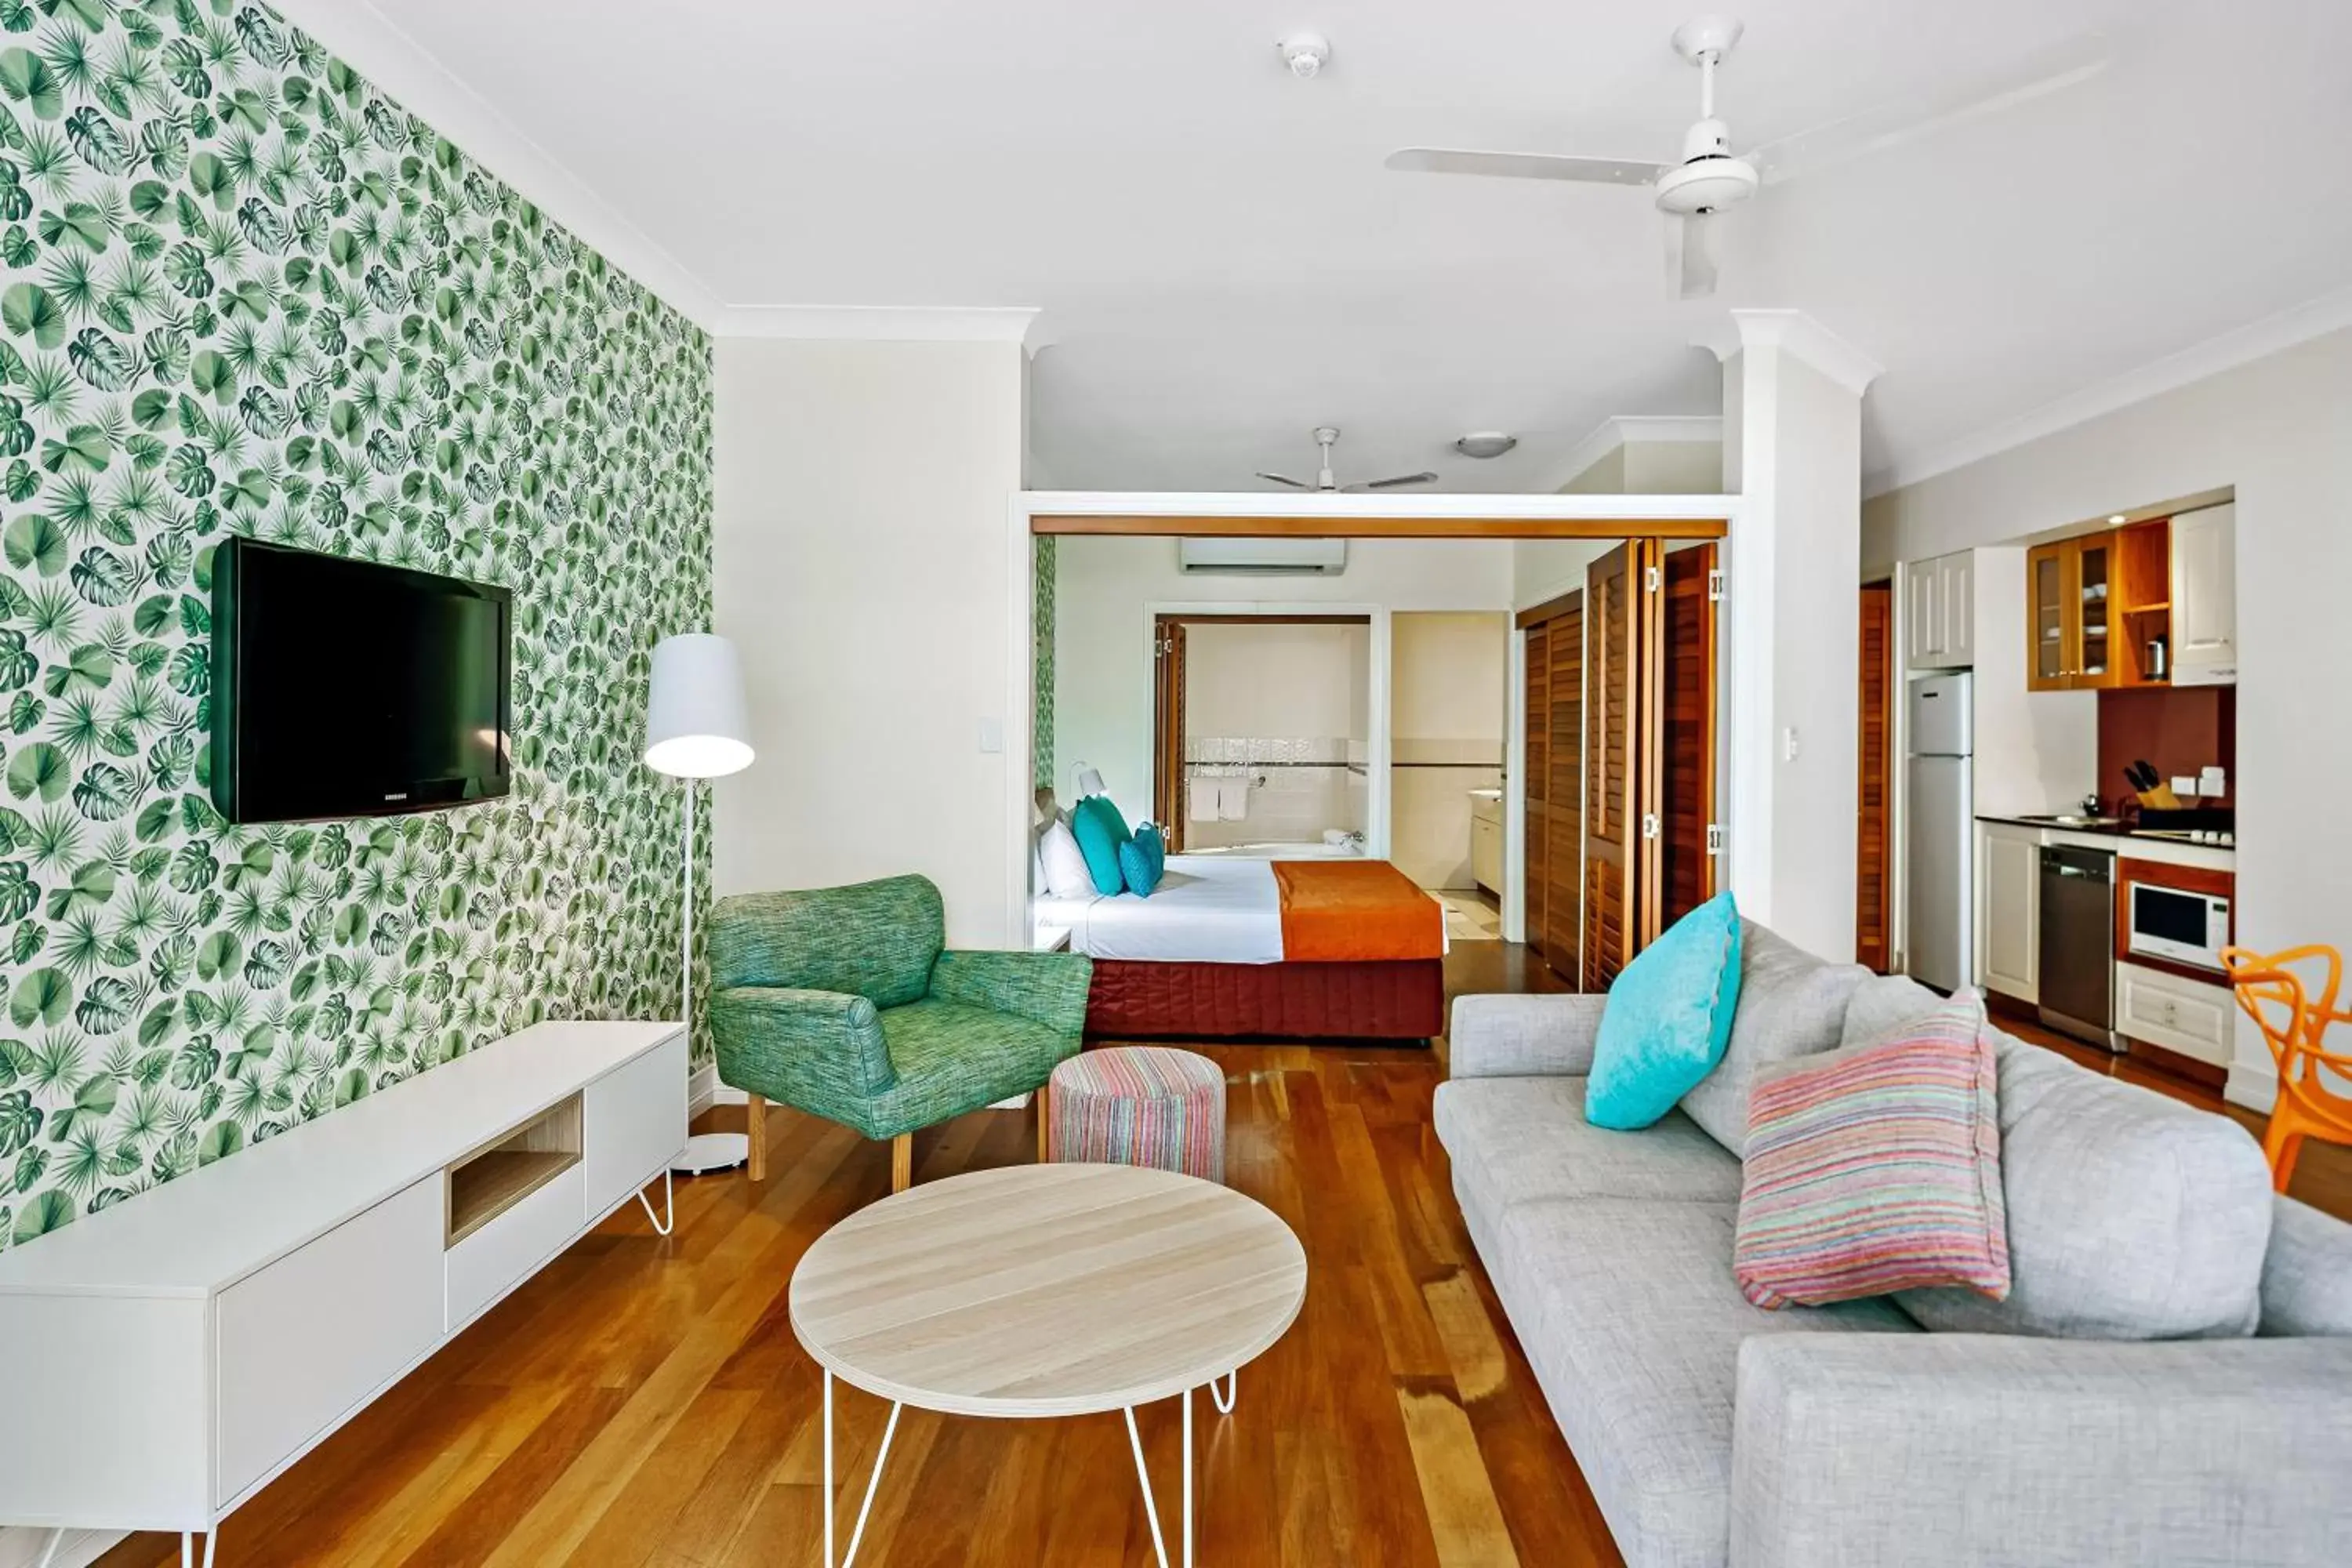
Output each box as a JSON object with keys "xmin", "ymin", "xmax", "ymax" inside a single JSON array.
[{"xmin": 1904, "ymin": 671, "xmax": 1973, "ymax": 994}]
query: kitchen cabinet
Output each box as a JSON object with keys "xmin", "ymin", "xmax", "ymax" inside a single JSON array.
[
  {"xmin": 1470, "ymin": 792, "xmax": 1504, "ymax": 895},
  {"xmin": 2027, "ymin": 530, "xmax": 2119, "ymax": 691},
  {"xmin": 2117, "ymin": 960, "xmax": 2233, "ymax": 1066},
  {"xmin": 1905, "ymin": 550, "xmax": 1974, "ymax": 670},
  {"xmin": 1977, "ymin": 821, "xmax": 2041, "ymax": 1003},
  {"xmin": 2169, "ymin": 502, "xmax": 2237, "ymax": 686}
]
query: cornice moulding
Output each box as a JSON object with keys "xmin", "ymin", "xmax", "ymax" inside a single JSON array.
[
  {"xmin": 1866, "ymin": 284, "xmax": 2352, "ymax": 497},
  {"xmin": 712, "ymin": 306, "xmax": 1045, "ymax": 344},
  {"xmin": 1709, "ymin": 309, "xmax": 1885, "ymax": 397}
]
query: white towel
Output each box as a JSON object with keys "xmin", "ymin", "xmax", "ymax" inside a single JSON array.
[
  {"xmin": 1218, "ymin": 778, "xmax": 1250, "ymax": 822},
  {"xmin": 1187, "ymin": 779, "xmax": 1220, "ymax": 824}
]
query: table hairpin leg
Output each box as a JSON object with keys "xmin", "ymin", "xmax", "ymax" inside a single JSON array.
[
  {"xmin": 825, "ymin": 1368, "xmax": 902, "ymax": 1568},
  {"xmin": 1123, "ymin": 1386, "xmax": 1196, "ymax": 1568},
  {"xmin": 635, "ymin": 1169, "xmax": 674, "ymax": 1236},
  {"xmin": 32, "ymin": 1528, "xmax": 63, "ymax": 1568},
  {"xmin": 179, "ymin": 1528, "xmax": 216, "ymax": 1568},
  {"xmin": 1209, "ymin": 1368, "xmax": 1237, "ymax": 1414}
]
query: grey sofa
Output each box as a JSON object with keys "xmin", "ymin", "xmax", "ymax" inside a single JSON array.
[{"xmin": 1436, "ymin": 922, "xmax": 2352, "ymax": 1568}]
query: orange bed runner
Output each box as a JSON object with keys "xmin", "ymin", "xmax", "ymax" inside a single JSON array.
[{"xmin": 1271, "ymin": 859, "xmax": 1446, "ymax": 962}]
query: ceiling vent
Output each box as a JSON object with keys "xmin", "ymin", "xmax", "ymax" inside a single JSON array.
[{"xmin": 1177, "ymin": 538, "xmax": 1348, "ymax": 576}]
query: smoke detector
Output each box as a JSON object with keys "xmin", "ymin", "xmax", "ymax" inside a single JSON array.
[
  {"xmin": 1277, "ymin": 32, "xmax": 1330, "ymax": 79},
  {"xmin": 1455, "ymin": 431, "xmax": 1519, "ymax": 459}
]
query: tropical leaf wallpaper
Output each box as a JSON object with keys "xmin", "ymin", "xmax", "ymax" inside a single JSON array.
[
  {"xmin": 0, "ymin": 0, "xmax": 712, "ymax": 1251},
  {"xmin": 1032, "ymin": 535, "xmax": 1052, "ymax": 791}
]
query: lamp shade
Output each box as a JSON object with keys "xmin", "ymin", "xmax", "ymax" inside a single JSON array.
[{"xmin": 644, "ymin": 633, "xmax": 754, "ymax": 779}]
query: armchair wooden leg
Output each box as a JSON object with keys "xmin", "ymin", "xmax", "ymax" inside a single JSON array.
[
  {"xmin": 1036, "ymin": 1080, "xmax": 1053, "ymax": 1164},
  {"xmin": 891, "ymin": 1133, "xmax": 912, "ymax": 1194},
  {"xmin": 747, "ymin": 1094, "xmax": 767, "ymax": 1182}
]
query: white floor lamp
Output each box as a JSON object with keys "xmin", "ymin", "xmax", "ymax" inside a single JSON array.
[{"xmin": 644, "ymin": 632, "xmax": 756, "ymax": 1176}]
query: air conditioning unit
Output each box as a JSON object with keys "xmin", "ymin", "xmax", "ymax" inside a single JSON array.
[{"xmin": 1176, "ymin": 538, "xmax": 1348, "ymax": 576}]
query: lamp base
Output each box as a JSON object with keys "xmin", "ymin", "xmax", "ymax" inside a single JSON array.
[{"xmin": 672, "ymin": 1131, "xmax": 750, "ymax": 1176}]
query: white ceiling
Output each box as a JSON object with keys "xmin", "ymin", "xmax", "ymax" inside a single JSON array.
[{"xmin": 284, "ymin": 1, "xmax": 2352, "ymax": 493}]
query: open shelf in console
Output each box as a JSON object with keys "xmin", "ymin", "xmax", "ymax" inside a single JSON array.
[{"xmin": 445, "ymin": 1094, "xmax": 583, "ymax": 1247}]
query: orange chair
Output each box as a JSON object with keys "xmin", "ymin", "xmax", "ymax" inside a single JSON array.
[{"xmin": 2222, "ymin": 944, "xmax": 2352, "ymax": 1191}]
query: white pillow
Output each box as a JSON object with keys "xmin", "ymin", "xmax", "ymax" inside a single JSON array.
[{"xmin": 1040, "ymin": 819, "xmax": 1096, "ymax": 899}]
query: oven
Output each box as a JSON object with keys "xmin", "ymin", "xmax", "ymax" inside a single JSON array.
[{"xmin": 2125, "ymin": 879, "xmax": 2231, "ymax": 972}]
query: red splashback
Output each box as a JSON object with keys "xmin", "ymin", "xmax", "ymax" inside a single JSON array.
[{"xmin": 2097, "ymin": 685, "xmax": 2234, "ymax": 811}]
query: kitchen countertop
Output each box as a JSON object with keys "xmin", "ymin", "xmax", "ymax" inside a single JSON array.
[{"xmin": 1976, "ymin": 814, "xmax": 2235, "ymax": 872}]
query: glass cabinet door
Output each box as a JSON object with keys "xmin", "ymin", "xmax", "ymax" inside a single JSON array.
[
  {"xmin": 2075, "ymin": 533, "xmax": 2112, "ymax": 685},
  {"xmin": 2029, "ymin": 544, "xmax": 2067, "ymax": 687}
]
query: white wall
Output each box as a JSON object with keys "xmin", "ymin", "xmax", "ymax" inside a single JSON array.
[
  {"xmin": 1963, "ymin": 547, "xmax": 2100, "ymax": 818},
  {"xmin": 1391, "ymin": 612, "xmax": 1508, "ymax": 888},
  {"xmin": 1052, "ymin": 537, "xmax": 1514, "ymax": 820},
  {"xmin": 1865, "ymin": 326, "xmax": 2352, "ymax": 1108},
  {"xmin": 713, "ymin": 338, "xmax": 1026, "ymax": 946}
]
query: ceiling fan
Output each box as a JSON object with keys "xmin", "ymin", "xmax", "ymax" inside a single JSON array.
[
  {"xmin": 1257, "ymin": 426, "xmax": 1437, "ymax": 492},
  {"xmin": 1386, "ymin": 14, "xmax": 2107, "ymax": 299}
]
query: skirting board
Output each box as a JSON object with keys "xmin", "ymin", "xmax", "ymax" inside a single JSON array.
[
  {"xmin": 691, "ymin": 1062, "xmax": 741, "ymax": 1114},
  {"xmin": 0, "ymin": 1526, "xmax": 118, "ymax": 1568}
]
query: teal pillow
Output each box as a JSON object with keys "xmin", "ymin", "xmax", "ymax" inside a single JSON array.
[
  {"xmin": 1586, "ymin": 891, "xmax": 1744, "ymax": 1130},
  {"xmin": 1117, "ymin": 823, "xmax": 1166, "ymax": 897},
  {"xmin": 1070, "ymin": 795, "xmax": 1132, "ymax": 896}
]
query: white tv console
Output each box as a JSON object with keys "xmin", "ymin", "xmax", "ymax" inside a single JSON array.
[{"xmin": 0, "ymin": 1020, "xmax": 686, "ymax": 1566}]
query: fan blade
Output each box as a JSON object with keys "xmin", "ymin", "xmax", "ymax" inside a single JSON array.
[
  {"xmin": 1386, "ymin": 148, "xmax": 1667, "ymax": 186},
  {"xmin": 1750, "ymin": 33, "xmax": 2108, "ymax": 187},
  {"xmin": 1345, "ymin": 473, "xmax": 1441, "ymax": 492},
  {"xmin": 1666, "ymin": 212, "xmax": 1719, "ymax": 300},
  {"xmin": 1255, "ymin": 472, "xmax": 1311, "ymax": 489}
]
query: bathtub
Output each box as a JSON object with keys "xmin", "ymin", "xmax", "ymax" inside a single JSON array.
[{"xmin": 1185, "ymin": 839, "xmax": 1364, "ymax": 859}]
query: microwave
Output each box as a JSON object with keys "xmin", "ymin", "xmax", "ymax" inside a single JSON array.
[{"xmin": 2126, "ymin": 880, "xmax": 2230, "ymax": 971}]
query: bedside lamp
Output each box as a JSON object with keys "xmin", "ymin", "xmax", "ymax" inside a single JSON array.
[{"xmin": 644, "ymin": 633, "xmax": 754, "ymax": 1176}]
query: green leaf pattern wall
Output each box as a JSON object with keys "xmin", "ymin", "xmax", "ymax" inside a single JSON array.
[{"xmin": 0, "ymin": 2, "xmax": 713, "ymax": 1250}]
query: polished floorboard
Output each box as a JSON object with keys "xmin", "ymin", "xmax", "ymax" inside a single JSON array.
[
  {"xmin": 93, "ymin": 941, "xmax": 2343, "ymax": 1567},
  {"xmin": 99, "ymin": 942, "xmax": 1616, "ymax": 1568}
]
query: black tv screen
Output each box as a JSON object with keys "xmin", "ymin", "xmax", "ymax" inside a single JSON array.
[{"xmin": 211, "ymin": 539, "xmax": 511, "ymax": 824}]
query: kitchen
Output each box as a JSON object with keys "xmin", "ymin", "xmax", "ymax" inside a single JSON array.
[{"xmin": 1871, "ymin": 493, "xmax": 2241, "ymax": 1087}]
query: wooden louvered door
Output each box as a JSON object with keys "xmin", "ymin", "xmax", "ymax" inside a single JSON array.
[
  {"xmin": 1151, "ymin": 617, "xmax": 1186, "ymax": 848},
  {"xmin": 1523, "ymin": 619, "xmax": 1551, "ymax": 966},
  {"xmin": 1543, "ymin": 597, "xmax": 1584, "ymax": 982},
  {"xmin": 1856, "ymin": 581, "xmax": 1894, "ymax": 971},
  {"xmin": 1582, "ymin": 541, "xmax": 1662, "ymax": 987},
  {"xmin": 1659, "ymin": 543, "xmax": 1719, "ymax": 927}
]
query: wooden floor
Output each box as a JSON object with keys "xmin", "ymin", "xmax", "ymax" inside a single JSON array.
[{"xmin": 94, "ymin": 940, "xmax": 2343, "ymax": 1568}]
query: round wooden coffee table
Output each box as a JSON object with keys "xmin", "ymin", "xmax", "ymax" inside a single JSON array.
[{"xmin": 790, "ymin": 1162, "xmax": 1307, "ymax": 1567}]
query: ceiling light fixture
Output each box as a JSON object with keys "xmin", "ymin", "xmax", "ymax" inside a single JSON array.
[
  {"xmin": 1277, "ymin": 32, "xmax": 1330, "ymax": 79},
  {"xmin": 1455, "ymin": 432, "xmax": 1519, "ymax": 459},
  {"xmin": 2107, "ymin": 514, "xmax": 2126, "ymax": 524}
]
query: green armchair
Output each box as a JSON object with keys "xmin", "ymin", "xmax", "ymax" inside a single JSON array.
[{"xmin": 707, "ymin": 874, "xmax": 1092, "ymax": 1188}]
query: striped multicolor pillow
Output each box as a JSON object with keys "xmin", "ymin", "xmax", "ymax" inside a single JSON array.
[{"xmin": 1733, "ymin": 993, "xmax": 2009, "ymax": 1309}]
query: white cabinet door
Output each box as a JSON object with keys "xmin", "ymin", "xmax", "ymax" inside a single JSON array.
[
  {"xmin": 2170, "ymin": 503, "xmax": 2236, "ymax": 685},
  {"xmin": 1906, "ymin": 560, "xmax": 1944, "ymax": 669},
  {"xmin": 583, "ymin": 1032, "xmax": 688, "ymax": 1222},
  {"xmin": 1978, "ymin": 825, "xmax": 2040, "ymax": 1004},
  {"xmin": 1939, "ymin": 553, "xmax": 1974, "ymax": 666}
]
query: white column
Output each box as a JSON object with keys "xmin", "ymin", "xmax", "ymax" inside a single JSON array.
[{"xmin": 1707, "ymin": 310, "xmax": 1880, "ymax": 963}]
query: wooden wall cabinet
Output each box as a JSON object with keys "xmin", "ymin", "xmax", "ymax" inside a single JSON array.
[
  {"xmin": 2027, "ymin": 532, "xmax": 2118, "ymax": 690},
  {"xmin": 2025, "ymin": 511, "xmax": 2226, "ymax": 692},
  {"xmin": 1905, "ymin": 550, "xmax": 1974, "ymax": 670}
]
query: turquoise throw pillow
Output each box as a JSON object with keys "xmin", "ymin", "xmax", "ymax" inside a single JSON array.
[
  {"xmin": 1070, "ymin": 795, "xmax": 1132, "ymax": 896},
  {"xmin": 1586, "ymin": 891, "xmax": 1744, "ymax": 1130},
  {"xmin": 1118, "ymin": 823, "xmax": 1166, "ymax": 897}
]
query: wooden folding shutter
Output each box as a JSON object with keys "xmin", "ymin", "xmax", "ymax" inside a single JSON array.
[
  {"xmin": 1152, "ymin": 617, "xmax": 1186, "ymax": 848},
  {"xmin": 1583, "ymin": 545, "xmax": 1645, "ymax": 987},
  {"xmin": 1544, "ymin": 597, "xmax": 1584, "ymax": 984},
  {"xmin": 1523, "ymin": 622, "xmax": 1550, "ymax": 962},
  {"xmin": 1856, "ymin": 583, "xmax": 1894, "ymax": 971},
  {"xmin": 1659, "ymin": 543, "xmax": 1719, "ymax": 927}
]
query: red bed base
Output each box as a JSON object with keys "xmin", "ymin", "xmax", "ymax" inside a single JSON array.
[{"xmin": 1083, "ymin": 958, "xmax": 1444, "ymax": 1044}]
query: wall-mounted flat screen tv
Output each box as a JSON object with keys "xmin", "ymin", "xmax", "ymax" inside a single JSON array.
[{"xmin": 211, "ymin": 539, "xmax": 511, "ymax": 824}]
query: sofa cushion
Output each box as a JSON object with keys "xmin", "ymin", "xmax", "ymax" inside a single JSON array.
[
  {"xmin": 1492, "ymin": 1199, "xmax": 1915, "ymax": 1568},
  {"xmin": 2259, "ymin": 1195, "xmax": 2352, "ymax": 1338},
  {"xmin": 1435, "ymin": 1076, "xmax": 1744, "ymax": 1239},
  {"xmin": 1736, "ymin": 993, "xmax": 2010, "ymax": 1308},
  {"xmin": 1680, "ymin": 922, "xmax": 1865, "ymax": 1156},
  {"xmin": 1895, "ymin": 1028, "xmax": 2273, "ymax": 1339},
  {"xmin": 1838, "ymin": 972, "xmax": 1945, "ymax": 1048},
  {"xmin": 1588, "ymin": 891, "xmax": 1744, "ymax": 1130}
]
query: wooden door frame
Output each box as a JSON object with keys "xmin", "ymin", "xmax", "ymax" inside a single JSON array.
[
  {"xmin": 1150, "ymin": 612, "xmax": 1373, "ymax": 852},
  {"xmin": 1003, "ymin": 491, "xmax": 1745, "ymax": 946}
]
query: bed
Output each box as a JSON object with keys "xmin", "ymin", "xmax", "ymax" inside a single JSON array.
[{"xmin": 1035, "ymin": 855, "xmax": 1448, "ymax": 1043}]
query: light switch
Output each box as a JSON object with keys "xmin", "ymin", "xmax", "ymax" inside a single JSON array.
[
  {"xmin": 1782, "ymin": 726, "xmax": 1801, "ymax": 762},
  {"xmin": 978, "ymin": 717, "xmax": 1004, "ymax": 754}
]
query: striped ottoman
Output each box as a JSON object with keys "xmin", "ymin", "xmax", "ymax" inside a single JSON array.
[{"xmin": 1047, "ymin": 1046, "xmax": 1225, "ymax": 1183}]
